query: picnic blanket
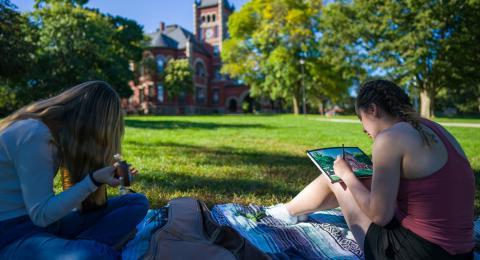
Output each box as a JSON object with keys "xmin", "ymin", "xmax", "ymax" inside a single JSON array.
[
  {"xmin": 122, "ymin": 204, "xmax": 480, "ymax": 260},
  {"xmin": 211, "ymin": 204, "xmax": 362, "ymax": 259}
]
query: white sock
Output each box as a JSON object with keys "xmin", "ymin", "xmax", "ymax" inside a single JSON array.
[
  {"xmin": 265, "ymin": 204, "xmax": 298, "ymax": 224},
  {"xmin": 298, "ymin": 214, "xmax": 309, "ymax": 222}
]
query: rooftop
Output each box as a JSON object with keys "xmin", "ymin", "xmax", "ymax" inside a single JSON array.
[
  {"xmin": 146, "ymin": 24, "xmax": 210, "ymax": 55},
  {"xmin": 196, "ymin": 0, "xmax": 235, "ymax": 11}
]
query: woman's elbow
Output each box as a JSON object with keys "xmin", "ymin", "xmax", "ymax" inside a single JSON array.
[
  {"xmin": 28, "ymin": 209, "xmax": 54, "ymax": 227},
  {"xmin": 30, "ymin": 217, "xmax": 50, "ymax": 227},
  {"xmin": 372, "ymin": 212, "xmax": 394, "ymax": 227}
]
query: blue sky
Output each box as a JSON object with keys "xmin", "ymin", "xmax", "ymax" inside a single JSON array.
[{"xmin": 11, "ymin": 0, "xmax": 249, "ymax": 33}]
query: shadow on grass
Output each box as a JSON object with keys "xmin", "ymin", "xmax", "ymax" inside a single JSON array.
[
  {"xmin": 139, "ymin": 171, "xmax": 299, "ymax": 196},
  {"xmin": 125, "ymin": 119, "xmax": 273, "ymax": 130},
  {"xmin": 124, "ymin": 140, "xmax": 315, "ymax": 207},
  {"xmin": 125, "ymin": 140, "xmax": 311, "ymax": 169},
  {"xmin": 135, "ymin": 171, "xmax": 301, "ymax": 208}
]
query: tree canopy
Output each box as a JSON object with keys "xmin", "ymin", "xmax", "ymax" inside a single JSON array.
[
  {"xmin": 163, "ymin": 59, "xmax": 194, "ymax": 100},
  {"xmin": 222, "ymin": 0, "xmax": 480, "ymax": 116},
  {"xmin": 0, "ymin": 0, "xmax": 144, "ymax": 115},
  {"xmin": 221, "ymin": 0, "xmax": 361, "ymax": 114},
  {"xmin": 318, "ymin": 0, "xmax": 480, "ymax": 117}
]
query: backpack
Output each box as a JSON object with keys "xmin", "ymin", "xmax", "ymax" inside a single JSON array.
[{"xmin": 144, "ymin": 197, "xmax": 270, "ymax": 260}]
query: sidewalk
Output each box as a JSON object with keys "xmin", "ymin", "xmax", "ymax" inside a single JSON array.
[{"xmin": 312, "ymin": 118, "xmax": 480, "ymax": 128}]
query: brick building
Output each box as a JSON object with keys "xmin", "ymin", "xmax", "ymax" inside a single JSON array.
[{"xmin": 126, "ymin": 0, "xmax": 264, "ymax": 114}]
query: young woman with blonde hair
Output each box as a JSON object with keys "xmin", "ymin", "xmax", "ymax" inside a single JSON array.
[
  {"xmin": 267, "ymin": 80, "xmax": 474, "ymax": 259},
  {"xmin": 0, "ymin": 81, "xmax": 149, "ymax": 259}
]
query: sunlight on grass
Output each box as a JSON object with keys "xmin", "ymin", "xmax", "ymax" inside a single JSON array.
[{"xmin": 54, "ymin": 115, "xmax": 480, "ymax": 211}]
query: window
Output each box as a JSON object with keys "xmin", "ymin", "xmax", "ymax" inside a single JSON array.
[
  {"xmin": 214, "ymin": 65, "xmax": 222, "ymax": 80},
  {"xmin": 212, "ymin": 14, "xmax": 216, "ymax": 22},
  {"xmin": 196, "ymin": 87, "xmax": 206, "ymax": 104},
  {"xmin": 213, "ymin": 45, "xmax": 220, "ymax": 56},
  {"xmin": 156, "ymin": 56, "xmax": 165, "ymax": 72},
  {"xmin": 212, "ymin": 89, "xmax": 220, "ymax": 104},
  {"xmin": 201, "ymin": 15, "xmax": 205, "ymax": 23},
  {"xmin": 195, "ymin": 62, "xmax": 206, "ymax": 77},
  {"xmin": 149, "ymin": 86, "xmax": 155, "ymax": 98},
  {"xmin": 157, "ymin": 85, "xmax": 164, "ymax": 102},
  {"xmin": 207, "ymin": 15, "xmax": 211, "ymax": 23},
  {"xmin": 178, "ymin": 91, "xmax": 186, "ymax": 104},
  {"xmin": 139, "ymin": 90, "xmax": 144, "ymax": 103}
]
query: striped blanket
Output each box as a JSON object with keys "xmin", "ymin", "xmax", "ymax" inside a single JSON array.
[
  {"xmin": 122, "ymin": 204, "xmax": 480, "ymax": 260},
  {"xmin": 211, "ymin": 204, "xmax": 362, "ymax": 259}
]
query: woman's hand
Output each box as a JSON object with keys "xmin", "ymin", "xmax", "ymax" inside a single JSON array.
[
  {"xmin": 92, "ymin": 165, "xmax": 121, "ymax": 187},
  {"xmin": 333, "ymin": 156, "xmax": 355, "ymax": 183},
  {"xmin": 129, "ymin": 165, "xmax": 139, "ymax": 177}
]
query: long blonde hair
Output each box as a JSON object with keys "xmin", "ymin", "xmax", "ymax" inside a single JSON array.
[{"xmin": 0, "ymin": 81, "xmax": 124, "ymax": 184}]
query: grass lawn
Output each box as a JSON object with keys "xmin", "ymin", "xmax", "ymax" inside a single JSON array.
[{"xmin": 58, "ymin": 115, "xmax": 480, "ymax": 212}]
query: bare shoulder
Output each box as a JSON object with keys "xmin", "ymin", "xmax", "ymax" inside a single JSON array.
[
  {"xmin": 427, "ymin": 121, "xmax": 468, "ymax": 159},
  {"xmin": 374, "ymin": 122, "xmax": 417, "ymax": 150}
]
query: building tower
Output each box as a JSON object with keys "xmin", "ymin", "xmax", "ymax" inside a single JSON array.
[{"xmin": 193, "ymin": 0, "xmax": 234, "ymax": 54}]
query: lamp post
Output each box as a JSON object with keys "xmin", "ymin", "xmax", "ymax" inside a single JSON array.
[{"xmin": 299, "ymin": 58, "xmax": 306, "ymax": 114}]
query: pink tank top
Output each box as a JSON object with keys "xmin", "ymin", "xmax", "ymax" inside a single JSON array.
[{"xmin": 395, "ymin": 119, "xmax": 475, "ymax": 254}]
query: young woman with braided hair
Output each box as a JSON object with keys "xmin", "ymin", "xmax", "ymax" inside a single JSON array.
[{"xmin": 267, "ymin": 79, "xmax": 475, "ymax": 259}]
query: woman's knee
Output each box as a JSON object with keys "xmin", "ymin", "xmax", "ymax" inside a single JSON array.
[
  {"xmin": 0, "ymin": 234, "xmax": 119, "ymax": 260},
  {"xmin": 128, "ymin": 193, "xmax": 149, "ymax": 206},
  {"xmin": 123, "ymin": 193, "xmax": 149, "ymax": 214},
  {"xmin": 115, "ymin": 193, "xmax": 149, "ymax": 207},
  {"xmin": 59, "ymin": 239, "xmax": 120, "ymax": 260}
]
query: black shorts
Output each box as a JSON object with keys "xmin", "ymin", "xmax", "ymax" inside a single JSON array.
[{"xmin": 364, "ymin": 218, "xmax": 473, "ymax": 260}]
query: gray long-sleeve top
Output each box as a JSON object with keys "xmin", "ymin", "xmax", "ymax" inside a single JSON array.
[{"xmin": 0, "ymin": 118, "xmax": 97, "ymax": 227}]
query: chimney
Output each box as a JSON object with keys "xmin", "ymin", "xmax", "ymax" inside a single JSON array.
[{"xmin": 159, "ymin": 22, "xmax": 165, "ymax": 32}]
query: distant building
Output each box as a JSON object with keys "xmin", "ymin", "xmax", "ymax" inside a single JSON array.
[{"xmin": 125, "ymin": 0, "xmax": 269, "ymax": 114}]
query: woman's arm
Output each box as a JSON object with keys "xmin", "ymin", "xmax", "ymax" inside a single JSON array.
[
  {"xmin": 335, "ymin": 131, "xmax": 402, "ymax": 226},
  {"xmin": 13, "ymin": 123, "xmax": 98, "ymax": 227}
]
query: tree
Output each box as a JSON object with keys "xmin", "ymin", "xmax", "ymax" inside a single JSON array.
[
  {"xmin": 437, "ymin": 1, "xmax": 480, "ymax": 114},
  {"xmin": 221, "ymin": 0, "xmax": 358, "ymax": 114},
  {"xmin": 0, "ymin": 0, "xmax": 36, "ymax": 80},
  {"xmin": 26, "ymin": 1, "xmax": 143, "ymax": 101},
  {"xmin": 1, "ymin": 1, "xmax": 144, "ymax": 114},
  {"xmin": 323, "ymin": 0, "xmax": 480, "ymax": 118},
  {"xmin": 34, "ymin": 0, "xmax": 88, "ymax": 8},
  {"xmin": 0, "ymin": 0, "xmax": 38, "ymax": 114},
  {"xmin": 162, "ymin": 59, "xmax": 193, "ymax": 107}
]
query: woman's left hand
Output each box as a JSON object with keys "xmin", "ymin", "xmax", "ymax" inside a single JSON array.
[
  {"xmin": 333, "ymin": 156, "xmax": 355, "ymax": 182},
  {"xmin": 129, "ymin": 166, "xmax": 139, "ymax": 177}
]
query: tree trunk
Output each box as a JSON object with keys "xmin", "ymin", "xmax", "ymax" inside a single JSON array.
[
  {"xmin": 292, "ymin": 96, "xmax": 300, "ymax": 115},
  {"xmin": 318, "ymin": 101, "xmax": 324, "ymax": 115},
  {"xmin": 420, "ymin": 88, "xmax": 435, "ymax": 118},
  {"xmin": 478, "ymin": 97, "xmax": 480, "ymax": 113}
]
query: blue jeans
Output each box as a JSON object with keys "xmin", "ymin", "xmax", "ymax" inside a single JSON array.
[{"xmin": 0, "ymin": 193, "xmax": 149, "ymax": 260}]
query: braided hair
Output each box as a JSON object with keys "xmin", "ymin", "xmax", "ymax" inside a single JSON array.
[{"xmin": 355, "ymin": 79, "xmax": 436, "ymax": 146}]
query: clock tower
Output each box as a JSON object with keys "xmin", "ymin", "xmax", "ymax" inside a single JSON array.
[{"xmin": 193, "ymin": 0, "xmax": 234, "ymax": 54}]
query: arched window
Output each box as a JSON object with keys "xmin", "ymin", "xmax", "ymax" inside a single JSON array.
[
  {"xmin": 195, "ymin": 62, "xmax": 206, "ymax": 77},
  {"xmin": 156, "ymin": 56, "xmax": 165, "ymax": 72},
  {"xmin": 195, "ymin": 86, "xmax": 206, "ymax": 104},
  {"xmin": 212, "ymin": 14, "xmax": 216, "ymax": 22},
  {"xmin": 207, "ymin": 15, "xmax": 211, "ymax": 23},
  {"xmin": 201, "ymin": 15, "xmax": 205, "ymax": 23},
  {"xmin": 157, "ymin": 84, "xmax": 164, "ymax": 103}
]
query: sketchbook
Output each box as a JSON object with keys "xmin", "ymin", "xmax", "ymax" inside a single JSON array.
[{"xmin": 307, "ymin": 147, "xmax": 373, "ymax": 183}]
